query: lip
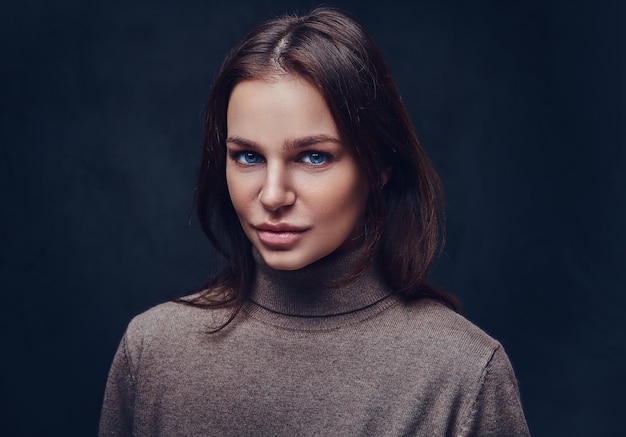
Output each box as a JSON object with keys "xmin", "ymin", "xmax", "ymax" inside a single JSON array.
[
  {"xmin": 255, "ymin": 223, "xmax": 308, "ymax": 232},
  {"xmin": 254, "ymin": 223, "xmax": 309, "ymax": 247}
]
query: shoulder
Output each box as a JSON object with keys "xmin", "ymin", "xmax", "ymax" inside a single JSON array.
[
  {"xmin": 388, "ymin": 297, "xmax": 505, "ymax": 375},
  {"xmin": 390, "ymin": 298, "xmax": 528, "ymax": 428},
  {"xmin": 127, "ymin": 298, "xmax": 199, "ymax": 335},
  {"xmin": 122, "ymin": 294, "xmax": 232, "ymax": 358},
  {"xmin": 396, "ymin": 298, "xmax": 500, "ymax": 346}
]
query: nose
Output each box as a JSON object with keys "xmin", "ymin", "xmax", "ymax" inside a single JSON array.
[{"xmin": 258, "ymin": 164, "xmax": 296, "ymax": 211}]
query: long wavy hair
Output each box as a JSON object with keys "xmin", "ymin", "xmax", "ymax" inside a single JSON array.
[{"xmin": 182, "ymin": 7, "xmax": 459, "ymax": 328}]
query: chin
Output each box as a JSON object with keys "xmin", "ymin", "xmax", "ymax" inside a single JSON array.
[
  {"xmin": 260, "ymin": 252, "xmax": 308, "ymax": 271},
  {"xmin": 257, "ymin": 248, "xmax": 326, "ymax": 271}
]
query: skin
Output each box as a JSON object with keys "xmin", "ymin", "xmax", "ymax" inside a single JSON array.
[{"xmin": 225, "ymin": 75, "xmax": 370, "ymax": 271}]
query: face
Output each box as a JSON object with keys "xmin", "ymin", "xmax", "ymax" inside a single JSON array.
[{"xmin": 225, "ymin": 76, "xmax": 369, "ymax": 271}]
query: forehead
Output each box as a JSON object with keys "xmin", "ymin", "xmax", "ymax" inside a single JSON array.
[{"xmin": 226, "ymin": 76, "xmax": 339, "ymax": 143}]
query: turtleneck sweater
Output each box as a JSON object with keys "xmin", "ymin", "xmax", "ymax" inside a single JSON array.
[{"xmin": 99, "ymin": 248, "xmax": 530, "ymax": 436}]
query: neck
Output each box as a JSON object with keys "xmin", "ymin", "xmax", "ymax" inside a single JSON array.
[{"xmin": 247, "ymin": 246, "xmax": 394, "ymax": 320}]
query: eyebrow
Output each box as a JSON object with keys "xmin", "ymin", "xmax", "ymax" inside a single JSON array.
[{"xmin": 226, "ymin": 134, "xmax": 341, "ymax": 150}]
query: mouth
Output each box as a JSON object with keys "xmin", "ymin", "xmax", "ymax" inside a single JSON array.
[{"xmin": 254, "ymin": 223, "xmax": 309, "ymax": 248}]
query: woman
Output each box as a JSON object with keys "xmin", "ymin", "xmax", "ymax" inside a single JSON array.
[{"xmin": 100, "ymin": 7, "xmax": 530, "ymax": 436}]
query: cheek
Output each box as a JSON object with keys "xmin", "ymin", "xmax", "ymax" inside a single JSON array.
[
  {"xmin": 312, "ymin": 171, "xmax": 369, "ymax": 223},
  {"xmin": 226, "ymin": 170, "xmax": 252, "ymax": 218}
]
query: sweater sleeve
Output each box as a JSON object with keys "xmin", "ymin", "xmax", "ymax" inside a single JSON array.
[
  {"xmin": 98, "ymin": 334, "xmax": 135, "ymax": 437},
  {"xmin": 460, "ymin": 344, "xmax": 531, "ymax": 437}
]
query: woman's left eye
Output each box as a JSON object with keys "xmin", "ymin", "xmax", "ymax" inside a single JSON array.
[{"xmin": 300, "ymin": 152, "xmax": 330, "ymax": 165}]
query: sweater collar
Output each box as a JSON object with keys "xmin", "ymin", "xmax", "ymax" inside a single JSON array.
[{"xmin": 247, "ymin": 245, "xmax": 394, "ymax": 318}]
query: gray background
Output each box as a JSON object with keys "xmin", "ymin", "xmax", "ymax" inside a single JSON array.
[{"xmin": 1, "ymin": 0, "xmax": 624, "ymax": 435}]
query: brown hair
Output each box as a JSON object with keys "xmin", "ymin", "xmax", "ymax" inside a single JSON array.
[{"xmin": 184, "ymin": 7, "xmax": 459, "ymax": 327}]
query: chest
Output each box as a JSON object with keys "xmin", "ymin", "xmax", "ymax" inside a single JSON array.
[{"xmin": 131, "ymin": 326, "xmax": 470, "ymax": 436}]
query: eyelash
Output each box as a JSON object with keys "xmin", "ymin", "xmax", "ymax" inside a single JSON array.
[
  {"xmin": 230, "ymin": 151, "xmax": 332, "ymax": 166},
  {"xmin": 232, "ymin": 151, "xmax": 264, "ymax": 165},
  {"xmin": 300, "ymin": 151, "xmax": 330, "ymax": 165}
]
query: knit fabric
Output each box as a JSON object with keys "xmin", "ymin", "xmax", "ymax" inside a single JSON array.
[{"xmin": 99, "ymin": 248, "xmax": 530, "ymax": 436}]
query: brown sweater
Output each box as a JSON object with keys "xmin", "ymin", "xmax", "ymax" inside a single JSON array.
[{"xmin": 99, "ymin": 248, "xmax": 530, "ymax": 436}]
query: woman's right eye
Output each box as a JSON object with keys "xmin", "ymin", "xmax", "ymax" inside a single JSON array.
[{"xmin": 233, "ymin": 151, "xmax": 263, "ymax": 165}]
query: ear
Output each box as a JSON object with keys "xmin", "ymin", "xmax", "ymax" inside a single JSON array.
[{"xmin": 380, "ymin": 166, "xmax": 392, "ymax": 187}]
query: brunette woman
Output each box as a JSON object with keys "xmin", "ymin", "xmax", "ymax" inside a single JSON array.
[{"xmin": 100, "ymin": 7, "xmax": 530, "ymax": 436}]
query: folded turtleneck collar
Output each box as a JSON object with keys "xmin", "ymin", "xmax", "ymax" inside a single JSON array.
[{"xmin": 244, "ymin": 246, "xmax": 397, "ymax": 330}]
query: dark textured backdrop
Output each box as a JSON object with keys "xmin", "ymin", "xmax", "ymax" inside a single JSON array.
[{"xmin": 1, "ymin": 0, "xmax": 624, "ymax": 436}]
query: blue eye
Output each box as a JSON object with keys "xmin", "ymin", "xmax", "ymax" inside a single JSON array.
[
  {"xmin": 235, "ymin": 152, "xmax": 262, "ymax": 164},
  {"xmin": 301, "ymin": 152, "xmax": 329, "ymax": 165}
]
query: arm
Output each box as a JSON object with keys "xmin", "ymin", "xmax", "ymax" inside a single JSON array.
[
  {"xmin": 460, "ymin": 344, "xmax": 531, "ymax": 437},
  {"xmin": 98, "ymin": 334, "xmax": 135, "ymax": 437}
]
